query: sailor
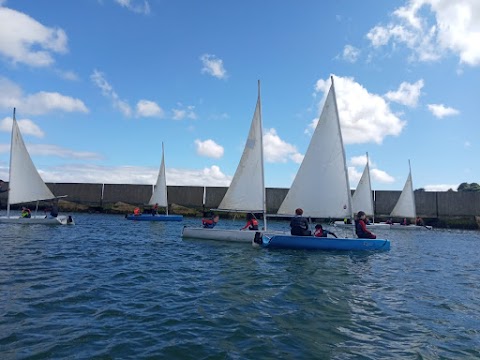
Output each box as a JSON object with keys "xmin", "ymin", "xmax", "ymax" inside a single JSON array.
[
  {"xmin": 21, "ymin": 207, "xmax": 31, "ymax": 218},
  {"xmin": 152, "ymin": 203, "xmax": 158, "ymax": 216},
  {"xmin": 240, "ymin": 213, "xmax": 259, "ymax": 230},
  {"xmin": 313, "ymin": 224, "xmax": 337, "ymax": 238},
  {"xmin": 133, "ymin": 207, "xmax": 141, "ymax": 216},
  {"xmin": 202, "ymin": 214, "xmax": 219, "ymax": 229},
  {"xmin": 355, "ymin": 211, "xmax": 376, "ymax": 239},
  {"xmin": 290, "ymin": 208, "xmax": 311, "ymax": 236}
]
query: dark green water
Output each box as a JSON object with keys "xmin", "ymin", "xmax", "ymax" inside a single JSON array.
[{"xmin": 1, "ymin": 214, "xmax": 479, "ymax": 359}]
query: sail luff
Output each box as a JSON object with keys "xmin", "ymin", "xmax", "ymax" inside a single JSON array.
[
  {"xmin": 258, "ymin": 80, "xmax": 267, "ymax": 230},
  {"xmin": 6, "ymin": 108, "xmax": 15, "ymax": 217}
]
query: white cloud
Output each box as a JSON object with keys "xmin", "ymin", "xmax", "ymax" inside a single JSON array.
[
  {"xmin": 313, "ymin": 75, "xmax": 406, "ymax": 144},
  {"xmin": 0, "ymin": 142, "xmax": 101, "ymax": 160},
  {"xmin": 341, "ymin": 45, "xmax": 361, "ymax": 63},
  {"xmin": 194, "ymin": 139, "xmax": 224, "ymax": 158},
  {"xmin": 366, "ymin": 0, "xmax": 480, "ymax": 66},
  {"xmin": 136, "ymin": 100, "xmax": 164, "ymax": 118},
  {"xmin": 0, "ymin": 6, "xmax": 68, "ymax": 67},
  {"xmin": 384, "ymin": 79, "xmax": 424, "ymax": 107},
  {"xmin": 424, "ymin": 184, "xmax": 458, "ymax": 191},
  {"xmin": 0, "ymin": 163, "xmax": 232, "ymax": 186},
  {"xmin": 427, "ymin": 103, "xmax": 460, "ymax": 118},
  {"xmin": 263, "ymin": 128, "xmax": 303, "ymax": 164},
  {"xmin": 348, "ymin": 166, "xmax": 362, "ymax": 185},
  {"xmin": 0, "ymin": 116, "xmax": 44, "ymax": 137},
  {"xmin": 114, "ymin": 0, "xmax": 150, "ymax": 15},
  {"xmin": 371, "ymin": 168, "xmax": 395, "ymax": 183},
  {"xmin": 200, "ymin": 54, "xmax": 227, "ymax": 79},
  {"xmin": 0, "ymin": 77, "xmax": 88, "ymax": 115},
  {"xmin": 91, "ymin": 70, "xmax": 132, "ymax": 117},
  {"xmin": 350, "ymin": 154, "xmax": 370, "ymax": 167},
  {"xmin": 172, "ymin": 104, "xmax": 197, "ymax": 120}
]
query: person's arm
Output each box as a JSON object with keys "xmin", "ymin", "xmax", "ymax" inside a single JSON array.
[
  {"xmin": 360, "ymin": 221, "xmax": 374, "ymax": 237},
  {"xmin": 327, "ymin": 230, "xmax": 338, "ymax": 238},
  {"xmin": 302, "ymin": 218, "xmax": 309, "ymax": 230},
  {"xmin": 240, "ymin": 220, "xmax": 250, "ymax": 230}
]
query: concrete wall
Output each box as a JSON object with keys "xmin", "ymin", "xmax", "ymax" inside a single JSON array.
[
  {"xmin": 102, "ymin": 184, "xmax": 152, "ymax": 205},
  {"xmin": 47, "ymin": 183, "xmax": 103, "ymax": 205},
  {"xmin": 168, "ymin": 186, "xmax": 204, "ymax": 207},
  {"xmin": 437, "ymin": 191, "xmax": 480, "ymax": 216},
  {"xmin": 1, "ymin": 181, "xmax": 479, "ymax": 217}
]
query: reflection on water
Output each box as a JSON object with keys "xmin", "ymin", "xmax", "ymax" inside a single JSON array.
[{"xmin": 1, "ymin": 214, "xmax": 479, "ymax": 359}]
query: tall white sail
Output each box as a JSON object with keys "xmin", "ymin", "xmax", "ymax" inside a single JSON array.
[
  {"xmin": 217, "ymin": 82, "xmax": 265, "ymax": 212},
  {"xmin": 148, "ymin": 143, "xmax": 168, "ymax": 208},
  {"xmin": 8, "ymin": 110, "xmax": 55, "ymax": 205},
  {"xmin": 277, "ymin": 77, "xmax": 352, "ymax": 218},
  {"xmin": 390, "ymin": 166, "xmax": 416, "ymax": 219},
  {"xmin": 352, "ymin": 156, "xmax": 374, "ymax": 216}
]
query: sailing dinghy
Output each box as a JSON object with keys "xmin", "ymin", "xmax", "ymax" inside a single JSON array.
[
  {"xmin": 334, "ymin": 153, "xmax": 389, "ymax": 230},
  {"xmin": 182, "ymin": 81, "xmax": 268, "ymax": 242},
  {"xmin": 256, "ymin": 77, "xmax": 390, "ymax": 251},
  {"xmin": 388, "ymin": 161, "xmax": 431, "ymax": 230},
  {"xmin": 126, "ymin": 143, "xmax": 182, "ymax": 221},
  {"xmin": 0, "ymin": 109, "xmax": 74, "ymax": 225}
]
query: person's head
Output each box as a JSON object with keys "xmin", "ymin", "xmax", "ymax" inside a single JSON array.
[
  {"xmin": 315, "ymin": 224, "xmax": 323, "ymax": 230},
  {"xmin": 22, "ymin": 206, "xmax": 26, "ymax": 211},
  {"xmin": 213, "ymin": 214, "xmax": 219, "ymax": 223},
  {"xmin": 357, "ymin": 211, "xmax": 366, "ymax": 220},
  {"xmin": 295, "ymin": 208, "xmax": 303, "ymax": 216}
]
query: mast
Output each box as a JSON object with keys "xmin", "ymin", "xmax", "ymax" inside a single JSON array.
[
  {"xmin": 366, "ymin": 152, "xmax": 375, "ymax": 223},
  {"xmin": 331, "ymin": 76, "xmax": 355, "ymax": 236},
  {"xmin": 258, "ymin": 80, "xmax": 267, "ymax": 230},
  {"xmin": 163, "ymin": 142, "xmax": 168, "ymax": 215},
  {"xmin": 6, "ymin": 108, "xmax": 15, "ymax": 218}
]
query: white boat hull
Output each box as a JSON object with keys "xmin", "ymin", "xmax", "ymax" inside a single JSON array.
[
  {"xmin": 182, "ymin": 227, "xmax": 259, "ymax": 243},
  {"xmin": 389, "ymin": 224, "xmax": 432, "ymax": 230},
  {"xmin": 0, "ymin": 215, "xmax": 74, "ymax": 225},
  {"xmin": 333, "ymin": 221, "xmax": 391, "ymax": 230}
]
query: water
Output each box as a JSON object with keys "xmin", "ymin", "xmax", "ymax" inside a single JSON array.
[{"xmin": 1, "ymin": 214, "xmax": 479, "ymax": 359}]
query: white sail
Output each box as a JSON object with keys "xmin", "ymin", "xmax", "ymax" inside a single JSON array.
[
  {"xmin": 277, "ymin": 77, "xmax": 352, "ymax": 218},
  {"xmin": 148, "ymin": 143, "xmax": 168, "ymax": 208},
  {"xmin": 390, "ymin": 169, "xmax": 416, "ymax": 219},
  {"xmin": 217, "ymin": 83, "xmax": 265, "ymax": 212},
  {"xmin": 8, "ymin": 112, "xmax": 55, "ymax": 205},
  {"xmin": 352, "ymin": 159, "xmax": 374, "ymax": 216}
]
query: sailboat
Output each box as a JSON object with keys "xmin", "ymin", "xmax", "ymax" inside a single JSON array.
[
  {"xmin": 334, "ymin": 153, "xmax": 389, "ymax": 230},
  {"xmin": 182, "ymin": 81, "xmax": 267, "ymax": 242},
  {"xmin": 126, "ymin": 143, "xmax": 182, "ymax": 221},
  {"xmin": 389, "ymin": 161, "xmax": 431, "ymax": 230},
  {"xmin": 257, "ymin": 77, "xmax": 390, "ymax": 251},
  {"xmin": 0, "ymin": 109, "xmax": 74, "ymax": 225}
]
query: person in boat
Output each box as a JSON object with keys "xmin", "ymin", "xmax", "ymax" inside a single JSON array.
[
  {"xmin": 49, "ymin": 199, "xmax": 59, "ymax": 218},
  {"xmin": 133, "ymin": 207, "xmax": 141, "ymax": 216},
  {"xmin": 202, "ymin": 214, "xmax": 219, "ymax": 229},
  {"xmin": 152, "ymin": 203, "xmax": 159, "ymax": 216},
  {"xmin": 240, "ymin": 213, "xmax": 259, "ymax": 231},
  {"xmin": 314, "ymin": 224, "xmax": 337, "ymax": 238},
  {"xmin": 355, "ymin": 211, "xmax": 376, "ymax": 239},
  {"xmin": 290, "ymin": 208, "xmax": 311, "ymax": 236},
  {"xmin": 401, "ymin": 218, "xmax": 408, "ymax": 225},
  {"xmin": 21, "ymin": 207, "xmax": 31, "ymax": 218},
  {"xmin": 385, "ymin": 218, "xmax": 393, "ymax": 225},
  {"xmin": 416, "ymin": 217, "xmax": 425, "ymax": 226}
]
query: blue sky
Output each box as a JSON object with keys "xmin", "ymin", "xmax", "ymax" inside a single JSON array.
[{"xmin": 0, "ymin": 0, "xmax": 478, "ymax": 191}]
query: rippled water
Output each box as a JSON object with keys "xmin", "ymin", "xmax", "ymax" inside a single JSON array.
[{"xmin": 1, "ymin": 214, "xmax": 479, "ymax": 359}]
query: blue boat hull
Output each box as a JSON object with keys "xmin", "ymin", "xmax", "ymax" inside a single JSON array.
[
  {"xmin": 126, "ymin": 214, "xmax": 183, "ymax": 222},
  {"xmin": 259, "ymin": 235, "xmax": 390, "ymax": 251}
]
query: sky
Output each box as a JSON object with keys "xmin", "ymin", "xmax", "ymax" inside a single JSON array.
[{"xmin": 0, "ymin": 0, "xmax": 478, "ymax": 191}]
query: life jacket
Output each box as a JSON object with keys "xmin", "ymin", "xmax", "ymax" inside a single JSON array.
[
  {"xmin": 314, "ymin": 228, "xmax": 327, "ymax": 237},
  {"xmin": 202, "ymin": 218, "xmax": 215, "ymax": 228},
  {"xmin": 249, "ymin": 218, "xmax": 259, "ymax": 230},
  {"xmin": 355, "ymin": 220, "xmax": 367, "ymax": 238},
  {"xmin": 21, "ymin": 209, "xmax": 31, "ymax": 218}
]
